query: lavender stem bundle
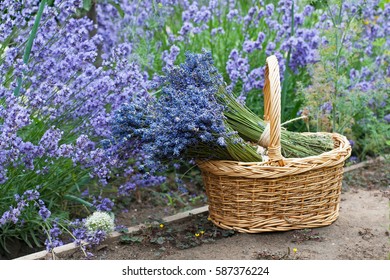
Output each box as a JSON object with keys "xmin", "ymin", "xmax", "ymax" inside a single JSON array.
[{"xmin": 221, "ymin": 90, "xmax": 334, "ymax": 158}]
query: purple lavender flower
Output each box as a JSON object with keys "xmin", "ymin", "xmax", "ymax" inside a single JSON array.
[
  {"xmin": 217, "ymin": 137, "xmax": 226, "ymax": 146},
  {"xmin": 227, "ymin": 9, "xmax": 239, "ymax": 21},
  {"xmin": 243, "ymin": 40, "xmax": 256, "ymax": 53},
  {"xmin": 265, "ymin": 4, "xmax": 274, "ymax": 17},
  {"xmin": 294, "ymin": 13, "xmax": 305, "ymax": 26},
  {"xmin": 349, "ymin": 156, "xmax": 359, "ymax": 164},
  {"xmin": 93, "ymin": 197, "xmax": 115, "ymax": 212},
  {"xmin": 0, "ymin": 0, "xmax": 181, "ymax": 254},
  {"xmin": 357, "ymin": 82, "xmax": 372, "ymax": 92},
  {"xmin": 162, "ymin": 45, "xmax": 180, "ymax": 69},
  {"xmin": 185, "ymin": 2, "xmax": 198, "ymax": 21},
  {"xmin": 244, "ymin": 7, "xmax": 257, "ymax": 25},
  {"xmin": 113, "ymin": 51, "xmax": 243, "ymax": 165},
  {"xmin": 321, "ymin": 102, "xmax": 333, "ymax": 114},
  {"xmin": 265, "ymin": 42, "xmax": 276, "ymax": 56},
  {"xmin": 236, "ymin": 94, "xmax": 246, "ymax": 105},
  {"xmin": 69, "ymin": 219, "xmax": 87, "ymax": 246},
  {"xmin": 118, "ymin": 181, "xmax": 137, "ymax": 196},
  {"xmin": 179, "ymin": 22, "xmax": 193, "ymax": 36},
  {"xmin": 244, "ymin": 67, "xmax": 265, "ymax": 92},
  {"xmin": 350, "ymin": 68, "xmax": 359, "ymax": 81},
  {"xmin": 211, "ymin": 27, "xmax": 224, "ymax": 37},
  {"xmin": 257, "ymin": 9, "xmax": 266, "ymax": 21},
  {"xmin": 86, "ymin": 230, "xmax": 107, "ymax": 245},
  {"xmin": 361, "ymin": 67, "xmax": 371, "ymax": 79},
  {"xmin": 0, "ymin": 188, "xmax": 51, "ymax": 225},
  {"xmin": 38, "ymin": 205, "xmax": 51, "ymax": 221},
  {"xmin": 24, "ymin": 189, "xmax": 40, "ymax": 201},
  {"xmin": 45, "ymin": 222, "xmax": 64, "ymax": 252},
  {"xmin": 226, "ymin": 49, "xmax": 249, "ymax": 85},
  {"xmin": 256, "ymin": 32, "xmax": 266, "ymax": 47},
  {"xmin": 303, "ymin": 5, "xmax": 314, "ymax": 17},
  {"xmin": 194, "ymin": 6, "xmax": 211, "ymax": 23}
]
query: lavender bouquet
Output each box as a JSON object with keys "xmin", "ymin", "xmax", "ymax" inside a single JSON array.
[
  {"xmin": 112, "ymin": 57, "xmax": 262, "ymax": 163},
  {"xmin": 113, "ymin": 51, "xmax": 333, "ymax": 164}
]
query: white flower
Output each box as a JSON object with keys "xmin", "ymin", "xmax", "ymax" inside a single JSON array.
[{"xmin": 85, "ymin": 211, "xmax": 115, "ymax": 234}]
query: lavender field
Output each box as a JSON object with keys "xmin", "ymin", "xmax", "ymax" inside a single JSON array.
[{"xmin": 0, "ymin": 0, "xmax": 389, "ymax": 259}]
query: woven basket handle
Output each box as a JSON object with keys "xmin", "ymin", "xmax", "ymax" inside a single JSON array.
[{"xmin": 262, "ymin": 55, "xmax": 285, "ymax": 166}]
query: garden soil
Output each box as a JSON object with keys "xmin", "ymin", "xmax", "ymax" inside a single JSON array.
[{"xmin": 56, "ymin": 160, "xmax": 390, "ymax": 260}]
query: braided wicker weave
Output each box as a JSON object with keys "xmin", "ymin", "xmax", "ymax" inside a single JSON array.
[{"xmin": 197, "ymin": 55, "xmax": 351, "ymax": 233}]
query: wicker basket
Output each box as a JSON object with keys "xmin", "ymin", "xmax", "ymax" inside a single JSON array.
[{"xmin": 197, "ymin": 55, "xmax": 351, "ymax": 233}]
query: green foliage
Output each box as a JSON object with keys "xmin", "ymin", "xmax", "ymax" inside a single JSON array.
[
  {"xmin": 83, "ymin": 0, "xmax": 93, "ymax": 11},
  {"xmin": 108, "ymin": 1, "xmax": 125, "ymax": 18},
  {"xmin": 300, "ymin": 0, "xmax": 390, "ymax": 159}
]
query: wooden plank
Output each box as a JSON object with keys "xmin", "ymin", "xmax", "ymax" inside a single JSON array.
[
  {"xmin": 344, "ymin": 157, "xmax": 385, "ymax": 173},
  {"xmin": 13, "ymin": 206, "xmax": 209, "ymax": 260},
  {"xmin": 14, "ymin": 250, "xmax": 48, "ymax": 260},
  {"xmin": 163, "ymin": 205, "xmax": 209, "ymax": 223}
]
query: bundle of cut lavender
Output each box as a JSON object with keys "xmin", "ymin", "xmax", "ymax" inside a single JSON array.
[
  {"xmin": 112, "ymin": 55, "xmax": 262, "ymax": 163},
  {"xmin": 112, "ymin": 51, "xmax": 333, "ymax": 164}
]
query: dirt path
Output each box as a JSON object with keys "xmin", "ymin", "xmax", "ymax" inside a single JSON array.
[
  {"xmin": 53, "ymin": 160, "xmax": 390, "ymax": 260},
  {"xmin": 165, "ymin": 188, "xmax": 390, "ymax": 260},
  {"xmin": 61, "ymin": 185, "xmax": 389, "ymax": 260}
]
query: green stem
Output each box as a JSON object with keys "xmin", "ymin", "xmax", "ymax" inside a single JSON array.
[
  {"xmin": 281, "ymin": 2, "xmax": 295, "ymax": 121},
  {"xmin": 332, "ymin": 0, "xmax": 345, "ymax": 132},
  {"xmin": 64, "ymin": 194, "xmax": 94, "ymax": 208},
  {"xmin": 14, "ymin": 0, "xmax": 46, "ymax": 97}
]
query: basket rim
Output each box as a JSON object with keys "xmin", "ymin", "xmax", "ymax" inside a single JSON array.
[{"xmin": 197, "ymin": 132, "xmax": 352, "ymax": 179}]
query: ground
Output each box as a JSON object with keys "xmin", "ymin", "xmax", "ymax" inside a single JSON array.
[{"xmin": 57, "ymin": 158, "xmax": 390, "ymax": 260}]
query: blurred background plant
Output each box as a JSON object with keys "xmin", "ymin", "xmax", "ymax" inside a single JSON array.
[
  {"xmin": 299, "ymin": 0, "xmax": 389, "ymax": 159},
  {"xmin": 0, "ymin": 0, "xmax": 388, "ymax": 258},
  {"xmin": 98, "ymin": 0, "xmax": 322, "ymax": 122},
  {"xmin": 97, "ymin": 0, "xmax": 388, "ymax": 158}
]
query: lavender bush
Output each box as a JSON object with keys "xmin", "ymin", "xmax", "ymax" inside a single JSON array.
[
  {"xmin": 0, "ymin": 0, "xmax": 164, "ymax": 255},
  {"xmin": 98, "ymin": 0, "xmax": 323, "ymax": 121}
]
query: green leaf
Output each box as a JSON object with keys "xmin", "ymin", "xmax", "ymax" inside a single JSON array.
[
  {"xmin": 14, "ymin": 0, "xmax": 46, "ymax": 97},
  {"xmin": 0, "ymin": 238, "xmax": 9, "ymax": 253},
  {"xmin": 221, "ymin": 230, "xmax": 235, "ymax": 237},
  {"xmin": 21, "ymin": 232, "xmax": 33, "ymax": 248},
  {"xmin": 120, "ymin": 235, "xmax": 144, "ymax": 244},
  {"xmin": 29, "ymin": 229, "xmax": 42, "ymax": 247},
  {"xmin": 156, "ymin": 236, "xmax": 165, "ymax": 245},
  {"xmin": 83, "ymin": 0, "xmax": 92, "ymax": 11},
  {"xmin": 108, "ymin": 1, "xmax": 125, "ymax": 18},
  {"xmin": 64, "ymin": 194, "xmax": 93, "ymax": 208},
  {"xmin": 151, "ymin": 236, "xmax": 165, "ymax": 245}
]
